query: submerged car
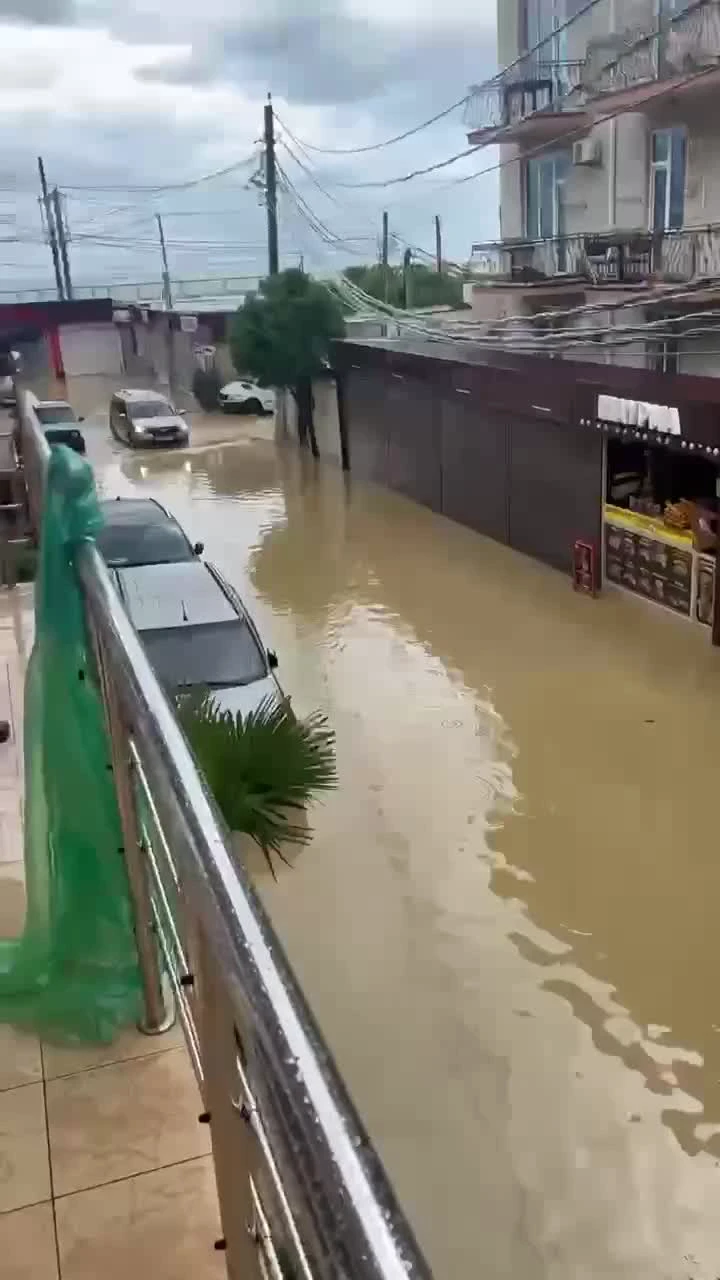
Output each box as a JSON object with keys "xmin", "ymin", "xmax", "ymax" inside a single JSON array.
[
  {"xmin": 113, "ymin": 559, "xmax": 285, "ymax": 718},
  {"xmin": 109, "ymin": 388, "xmax": 189, "ymax": 448},
  {"xmin": 218, "ymin": 381, "xmax": 275, "ymax": 415},
  {"xmin": 34, "ymin": 400, "xmax": 86, "ymax": 453},
  {"xmin": 96, "ymin": 497, "xmax": 203, "ymax": 568}
]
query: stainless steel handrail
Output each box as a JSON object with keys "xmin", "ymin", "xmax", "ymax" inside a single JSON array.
[{"xmin": 17, "ymin": 389, "xmax": 433, "ymax": 1280}]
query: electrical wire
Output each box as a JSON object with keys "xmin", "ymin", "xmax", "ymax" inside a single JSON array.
[
  {"xmin": 59, "ymin": 151, "xmax": 260, "ymax": 194},
  {"xmin": 273, "ymin": 96, "xmax": 470, "ymax": 157}
]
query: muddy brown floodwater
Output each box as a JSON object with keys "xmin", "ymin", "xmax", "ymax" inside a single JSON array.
[{"xmin": 45, "ymin": 377, "xmax": 720, "ymax": 1278}]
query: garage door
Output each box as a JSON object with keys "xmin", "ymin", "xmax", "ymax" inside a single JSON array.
[
  {"xmin": 509, "ymin": 417, "xmax": 602, "ymax": 574},
  {"xmin": 59, "ymin": 324, "xmax": 123, "ymax": 377}
]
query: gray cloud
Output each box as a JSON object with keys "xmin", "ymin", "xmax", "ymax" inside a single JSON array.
[
  {"xmin": 136, "ymin": 5, "xmax": 495, "ymax": 115},
  {"xmin": 0, "ymin": 0, "xmax": 75, "ymax": 22}
]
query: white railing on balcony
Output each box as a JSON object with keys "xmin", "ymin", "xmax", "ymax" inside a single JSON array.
[
  {"xmin": 466, "ymin": 0, "xmax": 719, "ymax": 139},
  {"xmin": 469, "ymin": 223, "xmax": 720, "ymax": 287}
]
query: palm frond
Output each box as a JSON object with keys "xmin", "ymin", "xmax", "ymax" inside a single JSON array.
[{"xmin": 176, "ymin": 692, "xmax": 337, "ymax": 875}]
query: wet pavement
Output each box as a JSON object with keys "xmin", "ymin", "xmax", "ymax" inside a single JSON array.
[{"xmin": 36, "ymin": 376, "xmax": 720, "ymax": 1279}]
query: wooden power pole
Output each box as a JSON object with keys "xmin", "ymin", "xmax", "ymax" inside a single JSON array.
[
  {"xmin": 37, "ymin": 157, "xmax": 64, "ymax": 301},
  {"xmin": 264, "ymin": 95, "xmax": 279, "ymax": 276}
]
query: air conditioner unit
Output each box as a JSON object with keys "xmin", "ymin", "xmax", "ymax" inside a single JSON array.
[{"xmin": 572, "ymin": 138, "xmax": 602, "ymax": 167}]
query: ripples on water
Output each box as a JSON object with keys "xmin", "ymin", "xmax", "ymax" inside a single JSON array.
[{"xmin": 57, "ymin": 380, "xmax": 720, "ymax": 1279}]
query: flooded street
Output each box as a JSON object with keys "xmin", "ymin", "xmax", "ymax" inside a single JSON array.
[{"xmin": 48, "ymin": 378, "xmax": 720, "ymax": 1278}]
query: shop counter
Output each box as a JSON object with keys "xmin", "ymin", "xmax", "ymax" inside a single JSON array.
[{"xmin": 603, "ymin": 504, "xmax": 714, "ymax": 626}]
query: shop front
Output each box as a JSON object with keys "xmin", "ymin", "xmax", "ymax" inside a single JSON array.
[{"xmin": 597, "ymin": 394, "xmax": 720, "ymax": 634}]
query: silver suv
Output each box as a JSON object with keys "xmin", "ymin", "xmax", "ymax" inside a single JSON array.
[{"xmin": 109, "ymin": 388, "xmax": 189, "ymax": 448}]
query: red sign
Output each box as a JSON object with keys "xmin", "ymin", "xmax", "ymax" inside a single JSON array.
[{"xmin": 573, "ymin": 540, "xmax": 597, "ymax": 596}]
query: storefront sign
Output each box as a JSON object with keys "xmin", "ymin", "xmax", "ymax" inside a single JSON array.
[{"xmin": 598, "ymin": 394, "xmax": 681, "ymax": 436}]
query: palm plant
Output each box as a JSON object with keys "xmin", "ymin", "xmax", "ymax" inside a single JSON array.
[{"xmin": 176, "ymin": 693, "xmax": 337, "ymax": 874}]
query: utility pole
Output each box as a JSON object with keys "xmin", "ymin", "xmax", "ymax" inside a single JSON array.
[
  {"xmin": 52, "ymin": 188, "xmax": 73, "ymax": 300},
  {"xmin": 264, "ymin": 94, "xmax": 279, "ymax": 276},
  {"xmin": 381, "ymin": 210, "xmax": 389, "ymax": 301},
  {"xmin": 434, "ymin": 215, "xmax": 442, "ymax": 274},
  {"xmin": 37, "ymin": 157, "xmax": 64, "ymax": 301},
  {"xmin": 155, "ymin": 214, "xmax": 175, "ymax": 395},
  {"xmin": 402, "ymin": 247, "xmax": 413, "ymax": 310},
  {"xmin": 156, "ymin": 213, "xmax": 172, "ymax": 308}
]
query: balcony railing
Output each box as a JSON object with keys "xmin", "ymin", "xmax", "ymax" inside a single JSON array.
[
  {"xmin": 469, "ymin": 222, "xmax": 720, "ymax": 287},
  {"xmin": 17, "ymin": 390, "xmax": 433, "ymax": 1280},
  {"xmin": 466, "ymin": 0, "xmax": 720, "ymax": 144}
]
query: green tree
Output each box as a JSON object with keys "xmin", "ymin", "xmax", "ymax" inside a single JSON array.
[
  {"xmin": 343, "ymin": 261, "xmax": 465, "ymax": 310},
  {"xmin": 176, "ymin": 694, "xmax": 337, "ymax": 875},
  {"xmin": 229, "ymin": 269, "xmax": 346, "ymax": 455}
]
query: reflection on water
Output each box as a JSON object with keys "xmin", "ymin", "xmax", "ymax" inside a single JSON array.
[{"xmin": 59, "ymin": 375, "xmax": 720, "ymax": 1278}]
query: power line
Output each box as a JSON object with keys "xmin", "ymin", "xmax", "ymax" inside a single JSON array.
[
  {"xmin": 274, "ymin": 96, "xmax": 470, "ymax": 157},
  {"xmin": 59, "ymin": 152, "xmax": 260, "ymax": 194}
]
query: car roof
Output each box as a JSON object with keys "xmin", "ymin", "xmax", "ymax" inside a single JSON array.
[
  {"xmin": 116, "ymin": 561, "xmax": 237, "ymax": 631},
  {"xmin": 99, "ymin": 497, "xmax": 171, "ymax": 528},
  {"xmin": 114, "ymin": 388, "xmax": 170, "ymax": 403}
]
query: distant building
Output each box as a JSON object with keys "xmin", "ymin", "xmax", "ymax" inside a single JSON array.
[{"xmin": 464, "ymin": 0, "xmax": 720, "ymax": 375}]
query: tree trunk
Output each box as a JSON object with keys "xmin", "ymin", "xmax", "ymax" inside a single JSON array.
[{"xmin": 294, "ymin": 377, "xmax": 318, "ymax": 458}]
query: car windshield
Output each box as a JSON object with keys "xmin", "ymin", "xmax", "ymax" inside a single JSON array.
[
  {"xmin": 128, "ymin": 400, "xmax": 173, "ymax": 420},
  {"xmin": 36, "ymin": 405, "xmax": 76, "ymax": 425},
  {"xmin": 96, "ymin": 518, "xmax": 192, "ymax": 568},
  {"xmin": 141, "ymin": 620, "xmax": 267, "ymax": 688}
]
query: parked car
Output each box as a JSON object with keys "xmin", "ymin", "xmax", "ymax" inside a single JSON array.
[
  {"xmin": 96, "ymin": 497, "xmax": 203, "ymax": 568},
  {"xmin": 218, "ymin": 381, "xmax": 275, "ymax": 415},
  {"xmin": 34, "ymin": 400, "xmax": 86, "ymax": 454},
  {"xmin": 109, "ymin": 388, "xmax": 189, "ymax": 448},
  {"xmin": 113, "ymin": 559, "xmax": 286, "ymax": 718},
  {"xmin": 0, "ymin": 350, "xmax": 21, "ymax": 407}
]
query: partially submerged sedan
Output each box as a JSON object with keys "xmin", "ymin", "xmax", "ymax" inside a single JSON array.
[
  {"xmin": 97, "ymin": 497, "xmax": 203, "ymax": 568},
  {"xmin": 113, "ymin": 558, "xmax": 285, "ymax": 718},
  {"xmin": 35, "ymin": 400, "xmax": 86, "ymax": 454}
]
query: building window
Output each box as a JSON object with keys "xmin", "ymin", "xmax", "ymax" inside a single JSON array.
[
  {"xmin": 650, "ymin": 128, "xmax": 686, "ymax": 231},
  {"xmin": 525, "ymin": 151, "xmax": 571, "ymax": 241},
  {"xmin": 648, "ymin": 334, "xmax": 679, "ymax": 374}
]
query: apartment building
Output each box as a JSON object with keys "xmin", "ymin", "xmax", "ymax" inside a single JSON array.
[{"xmin": 465, "ymin": 0, "xmax": 720, "ymax": 374}]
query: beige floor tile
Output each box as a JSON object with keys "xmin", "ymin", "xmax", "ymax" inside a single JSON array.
[
  {"xmin": 0, "ymin": 1200, "xmax": 58, "ymax": 1279},
  {"xmin": 0, "ymin": 1082, "xmax": 51, "ymax": 1212},
  {"xmin": 0, "ymin": 804, "xmax": 23, "ymax": 864},
  {"xmin": 0, "ymin": 1024, "xmax": 42, "ymax": 1092},
  {"xmin": 0, "ymin": 860, "xmax": 25, "ymax": 937},
  {"xmin": 47, "ymin": 1048, "xmax": 209, "ymax": 1197},
  {"xmin": 42, "ymin": 1020, "xmax": 183, "ymax": 1081},
  {"xmin": 55, "ymin": 1156, "xmax": 224, "ymax": 1280}
]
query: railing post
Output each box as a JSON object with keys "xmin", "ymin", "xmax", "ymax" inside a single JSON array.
[{"xmin": 94, "ymin": 629, "xmax": 173, "ymax": 1036}]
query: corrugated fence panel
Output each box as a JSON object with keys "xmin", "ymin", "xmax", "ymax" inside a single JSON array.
[
  {"xmin": 508, "ymin": 417, "xmax": 602, "ymax": 573},
  {"xmin": 385, "ymin": 375, "xmax": 442, "ymax": 513},
  {"xmin": 344, "ymin": 368, "xmax": 389, "ymax": 484},
  {"xmin": 439, "ymin": 395, "xmax": 510, "ymax": 544}
]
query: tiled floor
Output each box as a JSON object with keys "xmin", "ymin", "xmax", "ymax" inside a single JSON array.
[{"xmin": 0, "ymin": 585, "xmax": 226, "ymax": 1279}]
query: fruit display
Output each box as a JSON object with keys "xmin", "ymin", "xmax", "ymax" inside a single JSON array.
[{"xmin": 663, "ymin": 499, "xmax": 693, "ymax": 531}]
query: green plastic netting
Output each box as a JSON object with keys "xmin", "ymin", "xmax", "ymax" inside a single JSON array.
[{"xmin": 0, "ymin": 446, "xmax": 142, "ymax": 1043}]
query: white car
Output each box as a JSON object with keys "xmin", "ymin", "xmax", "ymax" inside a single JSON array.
[{"xmin": 218, "ymin": 381, "xmax": 275, "ymax": 415}]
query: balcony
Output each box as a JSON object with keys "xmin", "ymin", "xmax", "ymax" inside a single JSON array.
[
  {"xmin": 466, "ymin": 59, "xmax": 588, "ymax": 148},
  {"xmin": 469, "ymin": 222, "xmax": 720, "ymax": 289},
  {"xmin": 467, "ymin": 1, "xmax": 720, "ymax": 151}
]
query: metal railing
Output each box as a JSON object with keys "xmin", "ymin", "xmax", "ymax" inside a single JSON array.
[
  {"xmin": 465, "ymin": 0, "xmax": 718, "ymax": 138},
  {"xmin": 469, "ymin": 222, "xmax": 720, "ymax": 286},
  {"xmin": 18, "ymin": 390, "xmax": 433, "ymax": 1280}
]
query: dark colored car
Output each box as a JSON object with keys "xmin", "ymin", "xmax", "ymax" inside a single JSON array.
[
  {"xmin": 35, "ymin": 400, "xmax": 86, "ymax": 454},
  {"xmin": 96, "ymin": 497, "xmax": 203, "ymax": 569}
]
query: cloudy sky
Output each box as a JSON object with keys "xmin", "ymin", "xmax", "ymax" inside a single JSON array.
[{"xmin": 0, "ymin": 0, "xmax": 498, "ymax": 296}]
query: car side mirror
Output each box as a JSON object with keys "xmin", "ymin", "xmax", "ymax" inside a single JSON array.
[
  {"xmin": 193, "ymin": 541, "xmax": 204, "ymax": 556},
  {"xmin": 78, "ymin": 415, "xmax": 85, "ymax": 422},
  {"xmin": 177, "ymin": 408, "xmax": 187, "ymax": 416},
  {"xmin": 267, "ymin": 649, "xmax": 279, "ymax": 670}
]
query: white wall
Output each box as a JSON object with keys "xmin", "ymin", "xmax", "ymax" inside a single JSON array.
[{"xmin": 59, "ymin": 324, "xmax": 123, "ymax": 377}]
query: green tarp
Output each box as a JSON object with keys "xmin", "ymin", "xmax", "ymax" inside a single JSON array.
[{"xmin": 0, "ymin": 447, "xmax": 141, "ymax": 1042}]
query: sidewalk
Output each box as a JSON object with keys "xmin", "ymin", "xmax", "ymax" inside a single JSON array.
[{"xmin": 0, "ymin": 586, "xmax": 225, "ymax": 1279}]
